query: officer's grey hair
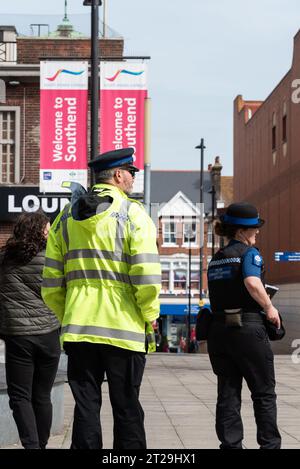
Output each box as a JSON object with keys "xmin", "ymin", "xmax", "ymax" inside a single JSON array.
[{"xmin": 95, "ymin": 168, "xmax": 116, "ymax": 183}]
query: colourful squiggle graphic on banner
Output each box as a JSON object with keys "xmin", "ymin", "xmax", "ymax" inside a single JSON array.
[
  {"xmin": 105, "ymin": 69, "xmax": 144, "ymax": 82},
  {"xmin": 46, "ymin": 69, "xmax": 84, "ymax": 82}
]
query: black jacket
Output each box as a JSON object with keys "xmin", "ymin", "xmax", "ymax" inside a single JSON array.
[
  {"xmin": 208, "ymin": 240, "xmax": 264, "ymax": 312},
  {"xmin": 0, "ymin": 250, "xmax": 60, "ymax": 336}
]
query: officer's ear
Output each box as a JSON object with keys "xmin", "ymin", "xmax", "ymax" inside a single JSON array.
[{"xmin": 113, "ymin": 168, "xmax": 122, "ymax": 182}]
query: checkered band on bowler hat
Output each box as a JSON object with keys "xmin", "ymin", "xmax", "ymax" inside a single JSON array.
[{"xmin": 220, "ymin": 202, "xmax": 265, "ymax": 228}]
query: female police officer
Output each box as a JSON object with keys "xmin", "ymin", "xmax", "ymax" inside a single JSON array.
[{"xmin": 207, "ymin": 202, "xmax": 281, "ymax": 449}]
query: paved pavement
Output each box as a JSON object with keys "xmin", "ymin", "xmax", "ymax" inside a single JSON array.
[{"xmin": 2, "ymin": 352, "xmax": 300, "ymax": 449}]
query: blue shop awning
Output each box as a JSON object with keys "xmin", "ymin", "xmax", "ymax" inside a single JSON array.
[{"xmin": 160, "ymin": 304, "xmax": 199, "ymax": 316}]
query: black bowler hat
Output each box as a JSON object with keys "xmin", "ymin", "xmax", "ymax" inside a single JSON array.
[
  {"xmin": 220, "ymin": 202, "xmax": 265, "ymax": 228},
  {"xmin": 88, "ymin": 148, "xmax": 139, "ymax": 174}
]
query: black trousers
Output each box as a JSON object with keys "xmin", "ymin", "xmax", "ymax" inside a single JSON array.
[
  {"xmin": 207, "ymin": 320, "xmax": 281, "ymax": 449},
  {"xmin": 4, "ymin": 329, "xmax": 61, "ymax": 449},
  {"xmin": 64, "ymin": 342, "xmax": 146, "ymax": 449}
]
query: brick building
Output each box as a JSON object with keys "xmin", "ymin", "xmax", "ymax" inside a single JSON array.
[
  {"xmin": 0, "ymin": 19, "xmax": 123, "ymax": 245},
  {"xmin": 234, "ymin": 29, "xmax": 300, "ymax": 351}
]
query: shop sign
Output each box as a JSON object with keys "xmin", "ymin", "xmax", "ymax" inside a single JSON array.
[{"xmin": 0, "ymin": 186, "xmax": 70, "ymax": 222}]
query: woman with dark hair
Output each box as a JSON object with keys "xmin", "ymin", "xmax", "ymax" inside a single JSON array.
[
  {"xmin": 0, "ymin": 211, "xmax": 60, "ymax": 449},
  {"xmin": 207, "ymin": 202, "xmax": 281, "ymax": 449}
]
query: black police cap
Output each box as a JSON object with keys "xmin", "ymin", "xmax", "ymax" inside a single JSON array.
[
  {"xmin": 220, "ymin": 202, "xmax": 265, "ymax": 228},
  {"xmin": 88, "ymin": 148, "xmax": 139, "ymax": 173}
]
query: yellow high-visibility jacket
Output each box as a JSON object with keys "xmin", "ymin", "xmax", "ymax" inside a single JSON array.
[{"xmin": 41, "ymin": 184, "xmax": 161, "ymax": 353}]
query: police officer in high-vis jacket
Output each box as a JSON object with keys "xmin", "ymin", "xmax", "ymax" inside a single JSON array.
[
  {"xmin": 42, "ymin": 148, "xmax": 161, "ymax": 449},
  {"xmin": 207, "ymin": 202, "xmax": 281, "ymax": 449}
]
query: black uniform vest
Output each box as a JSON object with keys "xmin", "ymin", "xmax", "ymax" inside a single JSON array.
[{"xmin": 207, "ymin": 241, "xmax": 264, "ymax": 312}]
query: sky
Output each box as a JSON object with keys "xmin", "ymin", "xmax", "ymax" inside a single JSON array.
[{"xmin": 2, "ymin": 0, "xmax": 300, "ymax": 175}]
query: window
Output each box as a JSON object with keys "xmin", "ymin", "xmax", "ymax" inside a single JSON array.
[
  {"xmin": 207, "ymin": 223, "xmax": 219, "ymax": 249},
  {"xmin": 174, "ymin": 269, "xmax": 187, "ymax": 290},
  {"xmin": 174, "ymin": 262, "xmax": 187, "ymax": 290},
  {"xmin": 0, "ymin": 107, "xmax": 20, "ymax": 183},
  {"xmin": 191, "ymin": 264, "xmax": 199, "ymax": 290},
  {"xmin": 162, "ymin": 271, "xmax": 169, "ymax": 291},
  {"xmin": 183, "ymin": 222, "xmax": 197, "ymax": 244},
  {"xmin": 282, "ymin": 115, "xmax": 287, "ymax": 142},
  {"xmin": 272, "ymin": 126, "xmax": 276, "ymax": 151},
  {"xmin": 161, "ymin": 262, "xmax": 170, "ymax": 292},
  {"xmin": 163, "ymin": 221, "xmax": 176, "ymax": 244},
  {"xmin": 207, "ymin": 224, "xmax": 213, "ymax": 247},
  {"xmin": 282, "ymin": 108, "xmax": 287, "ymax": 157},
  {"xmin": 272, "ymin": 112, "xmax": 276, "ymax": 152},
  {"xmin": 282, "ymin": 103, "xmax": 287, "ymax": 143}
]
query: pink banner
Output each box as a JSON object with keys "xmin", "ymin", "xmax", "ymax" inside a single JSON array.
[
  {"xmin": 100, "ymin": 62, "xmax": 148, "ymax": 194},
  {"xmin": 40, "ymin": 90, "xmax": 88, "ymax": 170},
  {"xmin": 40, "ymin": 61, "xmax": 88, "ymax": 193},
  {"xmin": 100, "ymin": 89, "xmax": 147, "ymax": 170}
]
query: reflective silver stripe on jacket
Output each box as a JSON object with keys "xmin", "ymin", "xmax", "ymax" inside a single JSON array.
[
  {"xmin": 65, "ymin": 269, "xmax": 161, "ymax": 285},
  {"xmin": 65, "ymin": 269, "xmax": 130, "ymax": 284},
  {"xmin": 64, "ymin": 249, "xmax": 160, "ymax": 265},
  {"xmin": 124, "ymin": 253, "xmax": 160, "ymax": 265},
  {"xmin": 130, "ymin": 274, "xmax": 162, "ymax": 285},
  {"xmin": 42, "ymin": 277, "xmax": 66, "ymax": 288},
  {"xmin": 61, "ymin": 324, "xmax": 145, "ymax": 343},
  {"xmin": 65, "ymin": 248, "xmax": 123, "ymax": 263},
  {"xmin": 45, "ymin": 257, "xmax": 64, "ymax": 272},
  {"xmin": 209, "ymin": 257, "xmax": 241, "ymax": 267}
]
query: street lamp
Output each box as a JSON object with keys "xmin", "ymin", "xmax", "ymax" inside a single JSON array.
[
  {"xmin": 83, "ymin": 0, "xmax": 102, "ymax": 183},
  {"xmin": 195, "ymin": 138, "xmax": 206, "ymax": 301}
]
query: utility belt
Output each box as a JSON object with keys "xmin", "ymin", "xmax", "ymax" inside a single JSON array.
[{"xmin": 213, "ymin": 309, "xmax": 264, "ymax": 328}]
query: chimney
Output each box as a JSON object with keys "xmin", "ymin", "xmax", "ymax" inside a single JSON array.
[{"xmin": 211, "ymin": 156, "xmax": 223, "ymax": 200}]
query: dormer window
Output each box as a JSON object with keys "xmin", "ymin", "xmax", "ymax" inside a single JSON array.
[{"xmin": 163, "ymin": 221, "xmax": 176, "ymax": 245}]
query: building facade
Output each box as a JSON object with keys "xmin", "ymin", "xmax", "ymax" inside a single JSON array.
[
  {"xmin": 0, "ymin": 20, "xmax": 123, "ymax": 245},
  {"xmin": 234, "ymin": 30, "xmax": 300, "ymax": 351}
]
